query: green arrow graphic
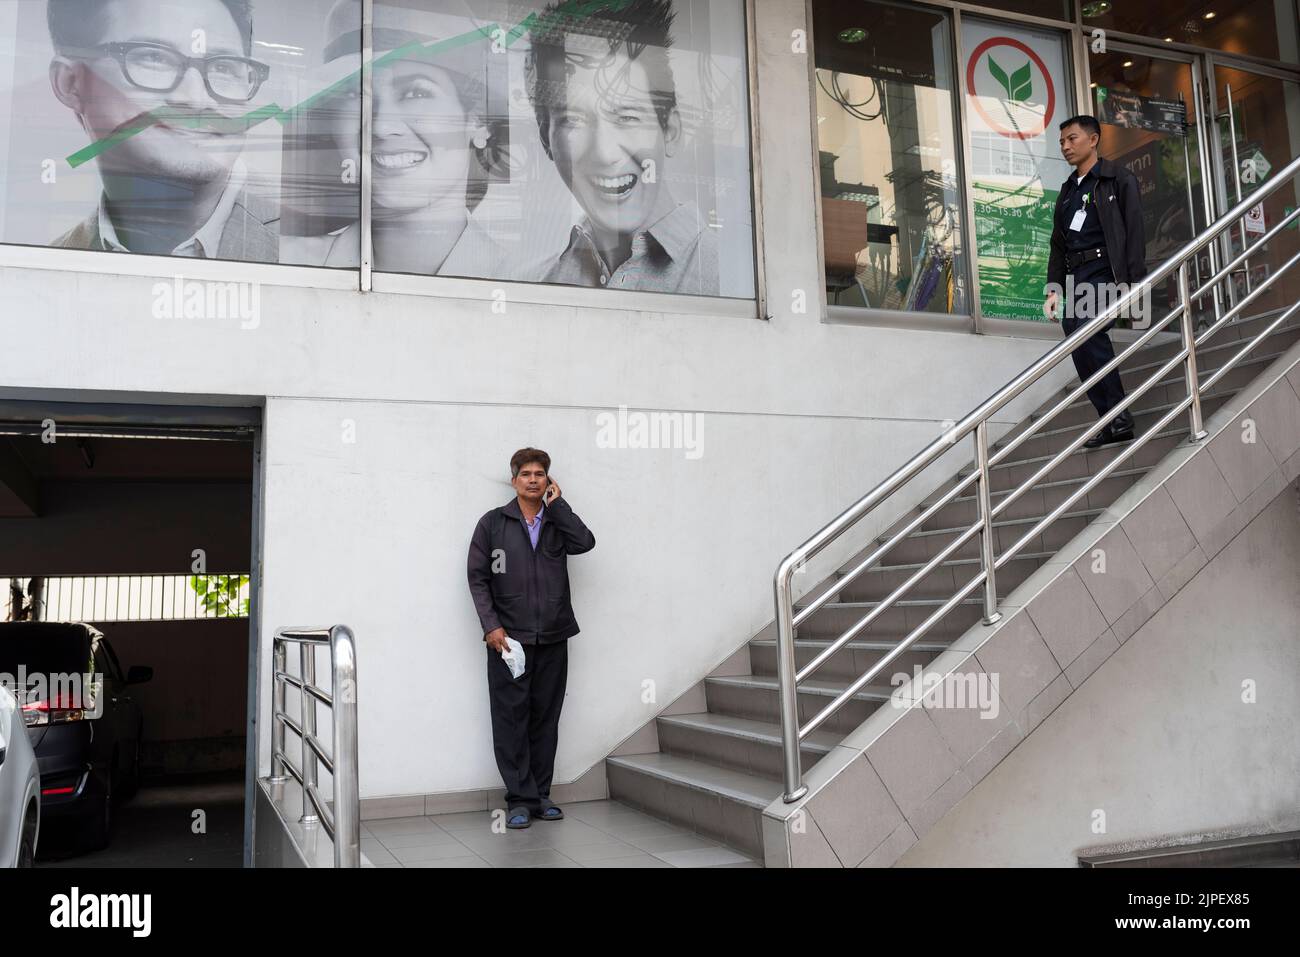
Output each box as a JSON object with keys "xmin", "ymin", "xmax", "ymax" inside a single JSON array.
[{"xmin": 63, "ymin": 0, "xmax": 621, "ymax": 168}]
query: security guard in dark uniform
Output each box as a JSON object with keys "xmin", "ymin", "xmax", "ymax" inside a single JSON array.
[{"xmin": 1047, "ymin": 115, "xmax": 1148, "ymax": 448}]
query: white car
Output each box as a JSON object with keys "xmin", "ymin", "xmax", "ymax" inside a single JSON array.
[{"xmin": 0, "ymin": 683, "xmax": 40, "ymax": 866}]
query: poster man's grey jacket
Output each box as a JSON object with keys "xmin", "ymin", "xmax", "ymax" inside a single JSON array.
[
  {"xmin": 1047, "ymin": 156, "xmax": 1148, "ymax": 288},
  {"xmin": 467, "ymin": 496, "xmax": 596, "ymax": 645}
]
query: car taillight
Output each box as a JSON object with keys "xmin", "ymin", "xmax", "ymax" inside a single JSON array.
[{"xmin": 21, "ymin": 690, "xmax": 98, "ymax": 727}]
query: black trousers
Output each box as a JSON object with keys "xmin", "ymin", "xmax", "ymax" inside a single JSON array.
[
  {"xmin": 1063, "ymin": 267, "xmax": 1131, "ymax": 426},
  {"xmin": 486, "ymin": 639, "xmax": 568, "ymax": 813}
]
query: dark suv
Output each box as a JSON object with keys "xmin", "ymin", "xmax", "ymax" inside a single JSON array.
[{"xmin": 0, "ymin": 622, "xmax": 151, "ymax": 851}]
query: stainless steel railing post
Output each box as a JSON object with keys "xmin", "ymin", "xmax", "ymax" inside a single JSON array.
[
  {"xmin": 300, "ymin": 641, "xmax": 319, "ymax": 825},
  {"xmin": 1179, "ymin": 261, "xmax": 1210, "ymax": 442},
  {"xmin": 330, "ymin": 626, "xmax": 361, "ymax": 868},
  {"xmin": 270, "ymin": 637, "xmax": 287, "ymax": 782},
  {"xmin": 974, "ymin": 421, "xmax": 1001, "ymax": 626},
  {"xmin": 775, "ymin": 561, "xmax": 806, "ymax": 803}
]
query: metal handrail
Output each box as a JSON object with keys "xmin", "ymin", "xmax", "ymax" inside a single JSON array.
[
  {"xmin": 267, "ymin": 625, "xmax": 360, "ymax": 867},
  {"xmin": 774, "ymin": 153, "xmax": 1300, "ymax": 802}
]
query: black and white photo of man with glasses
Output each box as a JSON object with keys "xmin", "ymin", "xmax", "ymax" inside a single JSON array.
[{"xmin": 44, "ymin": 0, "xmax": 278, "ymax": 260}]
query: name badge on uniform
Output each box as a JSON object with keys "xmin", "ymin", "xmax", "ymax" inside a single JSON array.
[{"xmin": 1068, "ymin": 209, "xmax": 1087, "ymax": 232}]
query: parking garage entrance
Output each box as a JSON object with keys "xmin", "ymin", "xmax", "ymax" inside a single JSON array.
[{"xmin": 0, "ymin": 398, "xmax": 260, "ymax": 867}]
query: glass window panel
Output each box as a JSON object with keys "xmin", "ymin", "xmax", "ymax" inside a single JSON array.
[
  {"xmin": 963, "ymin": 16, "xmax": 1073, "ymax": 321},
  {"xmin": 1089, "ymin": 50, "xmax": 1208, "ymax": 324},
  {"xmin": 0, "ymin": 0, "xmax": 361, "ymax": 266},
  {"xmin": 982, "ymin": 1, "xmax": 1071, "ymax": 20},
  {"xmin": 1213, "ymin": 64, "xmax": 1300, "ymax": 316},
  {"xmin": 1082, "ymin": 0, "xmax": 1299, "ymax": 66},
  {"xmin": 813, "ymin": 0, "xmax": 967, "ymax": 313},
  {"xmin": 318, "ymin": 0, "xmax": 755, "ymax": 299}
]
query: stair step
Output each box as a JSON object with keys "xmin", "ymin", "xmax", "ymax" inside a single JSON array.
[
  {"xmin": 1060, "ymin": 345, "xmax": 1292, "ymax": 412},
  {"xmin": 962, "ymin": 427, "xmax": 1189, "ymax": 476},
  {"xmin": 606, "ymin": 752, "xmax": 780, "ymax": 809},
  {"xmin": 817, "ymin": 598, "xmax": 983, "ymax": 609},
  {"xmin": 706, "ymin": 673, "xmax": 895, "ymax": 702},
  {"xmin": 605, "ymin": 752, "xmax": 779, "ymax": 855},
  {"xmin": 658, "ymin": 712, "xmax": 841, "ymax": 756},
  {"xmin": 749, "ymin": 636, "xmax": 951, "ymax": 653},
  {"xmin": 904, "ymin": 507, "xmax": 1105, "ymax": 539},
  {"xmin": 948, "ymin": 467, "xmax": 1148, "ymax": 504},
  {"xmin": 844, "ymin": 550, "xmax": 1054, "ymax": 578},
  {"xmin": 1025, "ymin": 398, "xmax": 1213, "ymax": 441}
]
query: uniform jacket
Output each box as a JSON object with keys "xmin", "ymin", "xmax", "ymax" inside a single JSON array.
[
  {"xmin": 1047, "ymin": 155, "xmax": 1147, "ymax": 289},
  {"xmin": 467, "ymin": 496, "xmax": 596, "ymax": 645}
]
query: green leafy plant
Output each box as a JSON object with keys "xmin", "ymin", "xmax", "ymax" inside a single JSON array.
[
  {"xmin": 988, "ymin": 56, "xmax": 1033, "ymax": 103},
  {"xmin": 189, "ymin": 574, "xmax": 250, "ymax": 618}
]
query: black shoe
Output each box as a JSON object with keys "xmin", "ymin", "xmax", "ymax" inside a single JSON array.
[
  {"xmin": 1083, "ymin": 426, "xmax": 1112, "ymax": 450},
  {"xmin": 1084, "ymin": 424, "xmax": 1135, "ymax": 449},
  {"xmin": 1110, "ymin": 410, "xmax": 1136, "ymax": 434}
]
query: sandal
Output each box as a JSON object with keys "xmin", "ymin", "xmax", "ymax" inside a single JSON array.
[{"xmin": 506, "ymin": 806, "xmax": 532, "ymax": 829}]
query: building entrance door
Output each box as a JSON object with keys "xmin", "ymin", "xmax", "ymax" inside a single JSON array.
[
  {"xmin": 1089, "ymin": 41, "xmax": 1300, "ymax": 327},
  {"xmin": 1206, "ymin": 57, "xmax": 1300, "ymax": 318},
  {"xmin": 1087, "ymin": 43, "xmax": 1219, "ymax": 323}
]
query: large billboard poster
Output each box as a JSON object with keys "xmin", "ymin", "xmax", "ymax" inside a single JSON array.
[
  {"xmin": 0, "ymin": 0, "xmax": 756, "ymax": 299},
  {"xmin": 962, "ymin": 18, "xmax": 1071, "ymax": 321}
]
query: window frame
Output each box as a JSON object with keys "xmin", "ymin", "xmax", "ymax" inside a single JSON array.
[
  {"xmin": 0, "ymin": 0, "xmax": 767, "ymax": 320},
  {"xmin": 810, "ymin": 0, "xmax": 1093, "ymax": 337}
]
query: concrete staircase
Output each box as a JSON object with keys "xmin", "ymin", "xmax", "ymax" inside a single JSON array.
[{"xmin": 604, "ymin": 309, "xmax": 1300, "ymax": 860}]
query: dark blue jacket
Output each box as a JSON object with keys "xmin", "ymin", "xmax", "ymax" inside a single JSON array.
[
  {"xmin": 1048, "ymin": 155, "xmax": 1148, "ymax": 288},
  {"xmin": 467, "ymin": 496, "xmax": 595, "ymax": 644}
]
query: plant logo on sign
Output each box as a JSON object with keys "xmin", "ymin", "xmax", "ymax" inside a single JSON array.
[
  {"xmin": 988, "ymin": 56, "xmax": 1032, "ymax": 103},
  {"xmin": 966, "ymin": 37, "xmax": 1055, "ymax": 140}
]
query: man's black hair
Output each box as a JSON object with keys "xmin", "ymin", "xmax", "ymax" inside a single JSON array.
[
  {"xmin": 48, "ymin": 0, "xmax": 255, "ymax": 57},
  {"xmin": 526, "ymin": 0, "xmax": 678, "ymax": 158},
  {"xmin": 1060, "ymin": 114, "xmax": 1102, "ymax": 139}
]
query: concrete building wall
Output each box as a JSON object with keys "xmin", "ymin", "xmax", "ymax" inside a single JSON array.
[
  {"xmin": 899, "ymin": 487, "xmax": 1300, "ymax": 867},
  {"xmin": 0, "ymin": 0, "xmax": 1077, "ymax": 799}
]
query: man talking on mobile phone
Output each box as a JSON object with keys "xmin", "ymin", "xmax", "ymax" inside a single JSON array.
[{"xmin": 467, "ymin": 447, "xmax": 595, "ymax": 829}]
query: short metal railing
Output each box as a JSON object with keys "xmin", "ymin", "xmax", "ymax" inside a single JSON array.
[
  {"xmin": 773, "ymin": 153, "xmax": 1300, "ymax": 803},
  {"xmin": 268, "ymin": 625, "xmax": 360, "ymax": 867}
]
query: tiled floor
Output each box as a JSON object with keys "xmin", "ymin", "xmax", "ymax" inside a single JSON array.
[{"xmin": 361, "ymin": 799, "xmax": 763, "ymax": 868}]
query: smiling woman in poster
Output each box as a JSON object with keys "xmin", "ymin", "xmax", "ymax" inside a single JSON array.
[{"xmin": 282, "ymin": 0, "xmax": 505, "ymax": 275}]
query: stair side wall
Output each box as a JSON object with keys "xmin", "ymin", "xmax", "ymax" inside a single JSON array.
[{"xmin": 763, "ymin": 343, "xmax": 1300, "ymax": 867}]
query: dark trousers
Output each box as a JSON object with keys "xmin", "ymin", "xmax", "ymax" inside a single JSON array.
[
  {"xmin": 1064, "ymin": 268, "xmax": 1131, "ymax": 427},
  {"xmin": 486, "ymin": 639, "xmax": 568, "ymax": 812}
]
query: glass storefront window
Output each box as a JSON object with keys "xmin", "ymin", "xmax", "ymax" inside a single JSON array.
[
  {"xmin": 1088, "ymin": 50, "xmax": 1208, "ymax": 322},
  {"xmin": 1081, "ymin": 0, "xmax": 1300, "ymax": 66},
  {"xmin": 0, "ymin": 0, "xmax": 360, "ymax": 265},
  {"xmin": 813, "ymin": 0, "xmax": 967, "ymax": 313},
  {"xmin": 963, "ymin": 17, "xmax": 1073, "ymax": 321},
  {"xmin": 981, "ymin": 1, "xmax": 1071, "ymax": 20},
  {"xmin": 0, "ymin": 0, "xmax": 758, "ymax": 300},
  {"xmin": 1213, "ymin": 63, "xmax": 1300, "ymax": 317}
]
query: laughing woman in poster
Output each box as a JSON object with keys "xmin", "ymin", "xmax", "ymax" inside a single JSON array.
[{"xmin": 282, "ymin": 0, "xmax": 504, "ymax": 275}]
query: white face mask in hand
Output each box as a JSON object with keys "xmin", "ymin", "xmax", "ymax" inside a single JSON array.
[{"xmin": 500, "ymin": 636, "xmax": 526, "ymax": 680}]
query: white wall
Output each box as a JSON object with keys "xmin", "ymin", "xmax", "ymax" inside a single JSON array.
[
  {"xmin": 0, "ymin": 0, "xmax": 1076, "ymax": 798},
  {"xmin": 899, "ymin": 488, "xmax": 1300, "ymax": 867}
]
